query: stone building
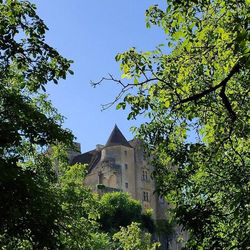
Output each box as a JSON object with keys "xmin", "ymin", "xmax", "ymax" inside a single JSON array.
[
  {"xmin": 70, "ymin": 125, "xmax": 166, "ymax": 220},
  {"xmin": 70, "ymin": 125, "xmax": 188, "ymax": 249}
]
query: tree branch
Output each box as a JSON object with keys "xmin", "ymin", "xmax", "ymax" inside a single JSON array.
[
  {"xmin": 178, "ymin": 62, "xmax": 241, "ymax": 121},
  {"xmin": 179, "ymin": 62, "xmax": 240, "ymax": 105},
  {"xmin": 219, "ymin": 84, "xmax": 237, "ymax": 122}
]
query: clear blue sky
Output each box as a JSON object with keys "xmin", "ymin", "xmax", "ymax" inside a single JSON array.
[{"xmin": 32, "ymin": 0, "xmax": 167, "ymax": 152}]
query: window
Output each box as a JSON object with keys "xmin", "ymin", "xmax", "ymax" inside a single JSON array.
[
  {"xmin": 124, "ymin": 150, "xmax": 127, "ymax": 156},
  {"xmin": 143, "ymin": 191, "xmax": 149, "ymax": 202},
  {"xmin": 125, "ymin": 182, "xmax": 128, "ymax": 188},
  {"xmin": 98, "ymin": 171, "xmax": 103, "ymax": 184},
  {"xmin": 142, "ymin": 170, "xmax": 148, "ymax": 181},
  {"xmin": 124, "ymin": 163, "xmax": 128, "ymax": 170}
]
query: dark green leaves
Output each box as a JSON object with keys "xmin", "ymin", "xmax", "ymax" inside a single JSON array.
[{"xmin": 0, "ymin": 1, "xmax": 75, "ymax": 248}]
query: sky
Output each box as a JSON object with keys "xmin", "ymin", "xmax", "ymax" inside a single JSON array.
[{"xmin": 31, "ymin": 0, "xmax": 167, "ymax": 152}]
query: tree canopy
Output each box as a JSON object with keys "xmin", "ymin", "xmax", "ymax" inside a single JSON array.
[
  {"xmin": 113, "ymin": 222, "xmax": 160, "ymax": 250},
  {"xmin": 98, "ymin": 191, "xmax": 156, "ymax": 235},
  {"xmin": 99, "ymin": 192, "xmax": 143, "ymax": 233},
  {"xmin": 94, "ymin": 0, "xmax": 249, "ymax": 249},
  {"xmin": 0, "ymin": 0, "xmax": 75, "ymax": 247}
]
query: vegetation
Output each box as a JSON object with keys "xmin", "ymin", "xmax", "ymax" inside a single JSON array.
[
  {"xmin": 0, "ymin": 0, "xmax": 73, "ymax": 248},
  {"xmin": 113, "ymin": 222, "xmax": 161, "ymax": 250},
  {"xmin": 99, "ymin": 192, "xmax": 142, "ymax": 233},
  {"xmin": 99, "ymin": 192, "xmax": 156, "ymax": 235},
  {"xmin": 94, "ymin": 0, "xmax": 250, "ymax": 249}
]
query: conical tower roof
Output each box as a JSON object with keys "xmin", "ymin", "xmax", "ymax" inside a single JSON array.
[{"xmin": 105, "ymin": 125, "xmax": 132, "ymax": 148}]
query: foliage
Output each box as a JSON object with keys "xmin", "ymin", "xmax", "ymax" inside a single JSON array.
[
  {"xmin": 0, "ymin": 0, "xmax": 74, "ymax": 248},
  {"xmin": 0, "ymin": 142, "xmax": 113, "ymax": 249},
  {"xmin": 113, "ymin": 222, "xmax": 161, "ymax": 250},
  {"xmin": 94, "ymin": 0, "xmax": 250, "ymax": 249},
  {"xmin": 155, "ymin": 219, "xmax": 174, "ymax": 238},
  {"xmin": 141, "ymin": 209, "xmax": 155, "ymax": 234},
  {"xmin": 99, "ymin": 192, "xmax": 143, "ymax": 233}
]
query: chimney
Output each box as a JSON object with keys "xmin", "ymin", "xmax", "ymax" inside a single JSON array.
[{"xmin": 96, "ymin": 144, "xmax": 104, "ymax": 151}]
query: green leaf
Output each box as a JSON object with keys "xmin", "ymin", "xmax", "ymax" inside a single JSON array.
[
  {"xmin": 165, "ymin": 100, "xmax": 170, "ymax": 108},
  {"xmin": 146, "ymin": 22, "xmax": 151, "ymax": 28},
  {"xmin": 134, "ymin": 78, "xmax": 139, "ymax": 84}
]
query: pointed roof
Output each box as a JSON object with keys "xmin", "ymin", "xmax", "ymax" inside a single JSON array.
[{"xmin": 105, "ymin": 125, "xmax": 132, "ymax": 148}]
